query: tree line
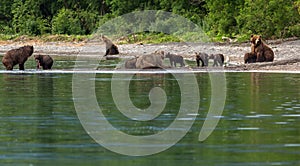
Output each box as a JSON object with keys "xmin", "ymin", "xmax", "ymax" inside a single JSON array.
[{"xmin": 0, "ymin": 0, "xmax": 299, "ymax": 40}]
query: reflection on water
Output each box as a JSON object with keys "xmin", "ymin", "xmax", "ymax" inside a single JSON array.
[{"xmin": 0, "ymin": 72, "xmax": 299, "ymax": 165}]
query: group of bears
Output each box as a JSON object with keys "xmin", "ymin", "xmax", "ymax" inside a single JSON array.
[
  {"xmin": 2, "ymin": 45, "xmax": 53, "ymax": 70},
  {"xmin": 124, "ymin": 34, "xmax": 274, "ymax": 69},
  {"xmin": 1, "ymin": 34, "xmax": 274, "ymax": 70}
]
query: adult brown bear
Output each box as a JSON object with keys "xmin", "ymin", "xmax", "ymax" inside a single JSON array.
[
  {"xmin": 34, "ymin": 55, "xmax": 53, "ymax": 70},
  {"xmin": 135, "ymin": 54, "xmax": 164, "ymax": 69},
  {"xmin": 2, "ymin": 45, "xmax": 34, "ymax": 70},
  {"xmin": 101, "ymin": 35, "xmax": 119, "ymax": 56},
  {"xmin": 124, "ymin": 57, "xmax": 137, "ymax": 69},
  {"xmin": 250, "ymin": 35, "xmax": 274, "ymax": 62}
]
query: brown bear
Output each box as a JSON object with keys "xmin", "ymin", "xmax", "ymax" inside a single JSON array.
[
  {"xmin": 135, "ymin": 54, "xmax": 164, "ymax": 69},
  {"xmin": 2, "ymin": 45, "xmax": 34, "ymax": 70},
  {"xmin": 195, "ymin": 52, "xmax": 209, "ymax": 67},
  {"xmin": 250, "ymin": 35, "xmax": 274, "ymax": 62},
  {"xmin": 101, "ymin": 35, "xmax": 119, "ymax": 56},
  {"xmin": 124, "ymin": 57, "xmax": 137, "ymax": 69},
  {"xmin": 164, "ymin": 52, "xmax": 185, "ymax": 67},
  {"xmin": 209, "ymin": 54, "xmax": 224, "ymax": 66},
  {"xmin": 244, "ymin": 52, "xmax": 257, "ymax": 63},
  {"xmin": 34, "ymin": 54, "xmax": 53, "ymax": 70}
]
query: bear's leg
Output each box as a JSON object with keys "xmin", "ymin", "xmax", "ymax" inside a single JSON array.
[
  {"xmin": 205, "ymin": 59, "xmax": 209, "ymax": 66},
  {"xmin": 19, "ymin": 64, "xmax": 25, "ymax": 70},
  {"xmin": 264, "ymin": 50, "xmax": 274, "ymax": 62},
  {"xmin": 201, "ymin": 59, "xmax": 205, "ymax": 67},
  {"xmin": 256, "ymin": 53, "xmax": 265, "ymax": 62},
  {"xmin": 196, "ymin": 59, "xmax": 200, "ymax": 67},
  {"xmin": 181, "ymin": 61, "xmax": 184, "ymax": 67},
  {"xmin": 6, "ymin": 65, "xmax": 13, "ymax": 70},
  {"xmin": 36, "ymin": 61, "xmax": 41, "ymax": 69},
  {"xmin": 213, "ymin": 60, "xmax": 217, "ymax": 66},
  {"xmin": 218, "ymin": 60, "xmax": 223, "ymax": 66},
  {"xmin": 251, "ymin": 53, "xmax": 257, "ymax": 63},
  {"xmin": 43, "ymin": 65, "xmax": 51, "ymax": 70},
  {"xmin": 244, "ymin": 53, "xmax": 249, "ymax": 63},
  {"xmin": 169, "ymin": 60, "xmax": 173, "ymax": 67},
  {"xmin": 104, "ymin": 49, "xmax": 110, "ymax": 56}
]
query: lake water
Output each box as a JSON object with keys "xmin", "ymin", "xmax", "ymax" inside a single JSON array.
[{"xmin": 0, "ymin": 57, "xmax": 299, "ymax": 165}]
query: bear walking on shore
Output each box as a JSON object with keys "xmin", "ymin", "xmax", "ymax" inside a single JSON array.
[
  {"xmin": 209, "ymin": 54, "xmax": 224, "ymax": 66},
  {"xmin": 2, "ymin": 45, "xmax": 34, "ymax": 70},
  {"xmin": 34, "ymin": 55, "xmax": 53, "ymax": 70},
  {"xmin": 195, "ymin": 52, "xmax": 209, "ymax": 67}
]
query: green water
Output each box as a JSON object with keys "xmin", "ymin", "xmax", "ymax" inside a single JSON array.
[{"xmin": 0, "ymin": 58, "xmax": 299, "ymax": 165}]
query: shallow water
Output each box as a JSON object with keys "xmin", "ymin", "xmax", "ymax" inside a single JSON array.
[{"xmin": 0, "ymin": 57, "xmax": 299, "ymax": 165}]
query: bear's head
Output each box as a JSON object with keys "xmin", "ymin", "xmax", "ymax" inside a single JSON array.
[
  {"xmin": 34, "ymin": 54, "xmax": 44, "ymax": 63},
  {"xmin": 165, "ymin": 52, "xmax": 171, "ymax": 58},
  {"xmin": 250, "ymin": 35, "xmax": 262, "ymax": 47},
  {"xmin": 34, "ymin": 54, "xmax": 41, "ymax": 59},
  {"xmin": 23, "ymin": 45, "xmax": 34, "ymax": 56}
]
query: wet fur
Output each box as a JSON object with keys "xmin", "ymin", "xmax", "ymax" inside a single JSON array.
[
  {"xmin": 165, "ymin": 52, "xmax": 185, "ymax": 67},
  {"xmin": 2, "ymin": 45, "xmax": 34, "ymax": 70},
  {"xmin": 135, "ymin": 54, "xmax": 164, "ymax": 69},
  {"xmin": 125, "ymin": 57, "xmax": 137, "ymax": 69},
  {"xmin": 34, "ymin": 55, "xmax": 53, "ymax": 70}
]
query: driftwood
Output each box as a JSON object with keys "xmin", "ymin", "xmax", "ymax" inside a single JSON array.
[
  {"xmin": 250, "ymin": 58, "xmax": 300, "ymax": 67},
  {"xmin": 226, "ymin": 58, "xmax": 300, "ymax": 71}
]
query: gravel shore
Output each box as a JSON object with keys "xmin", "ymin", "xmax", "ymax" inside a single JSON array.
[{"xmin": 0, "ymin": 39, "xmax": 299, "ymax": 71}]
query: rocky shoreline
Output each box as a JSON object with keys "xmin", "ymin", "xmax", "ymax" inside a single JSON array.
[{"xmin": 0, "ymin": 39, "xmax": 299, "ymax": 71}]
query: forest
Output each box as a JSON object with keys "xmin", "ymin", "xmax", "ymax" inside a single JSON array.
[{"xmin": 0, "ymin": 0, "xmax": 299, "ymax": 41}]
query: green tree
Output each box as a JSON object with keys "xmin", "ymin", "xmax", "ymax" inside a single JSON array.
[
  {"xmin": 205, "ymin": 0, "xmax": 244, "ymax": 37},
  {"xmin": 51, "ymin": 9, "xmax": 83, "ymax": 35},
  {"xmin": 0, "ymin": 0, "xmax": 14, "ymax": 33},
  {"xmin": 237, "ymin": 0, "xmax": 300, "ymax": 38},
  {"xmin": 11, "ymin": 0, "xmax": 51, "ymax": 35}
]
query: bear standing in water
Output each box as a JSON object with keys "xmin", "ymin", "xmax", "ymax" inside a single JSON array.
[
  {"xmin": 34, "ymin": 55, "xmax": 53, "ymax": 70},
  {"xmin": 101, "ymin": 35, "xmax": 119, "ymax": 56},
  {"xmin": 165, "ymin": 52, "xmax": 185, "ymax": 67},
  {"xmin": 2, "ymin": 45, "xmax": 34, "ymax": 70}
]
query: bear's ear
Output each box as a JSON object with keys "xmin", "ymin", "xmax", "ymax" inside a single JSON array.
[
  {"xmin": 251, "ymin": 34, "xmax": 254, "ymax": 37},
  {"xmin": 258, "ymin": 35, "xmax": 262, "ymax": 39}
]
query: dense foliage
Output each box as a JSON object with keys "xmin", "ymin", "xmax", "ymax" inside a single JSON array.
[{"xmin": 0, "ymin": 0, "xmax": 299, "ymax": 40}]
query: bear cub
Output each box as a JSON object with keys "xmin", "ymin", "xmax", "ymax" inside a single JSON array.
[
  {"xmin": 34, "ymin": 55, "xmax": 53, "ymax": 70},
  {"xmin": 165, "ymin": 52, "xmax": 185, "ymax": 67}
]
